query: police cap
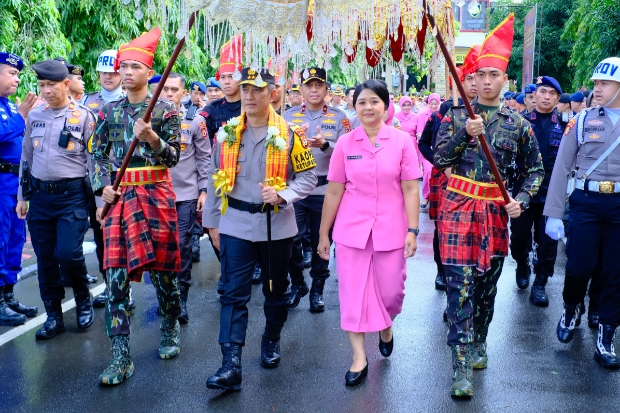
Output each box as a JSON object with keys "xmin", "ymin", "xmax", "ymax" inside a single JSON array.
[
  {"xmin": 290, "ymin": 84, "xmax": 301, "ymax": 92},
  {"xmin": 301, "ymin": 67, "xmax": 327, "ymax": 84},
  {"xmin": 0, "ymin": 52, "xmax": 24, "ymax": 71},
  {"xmin": 238, "ymin": 67, "xmax": 274, "ymax": 88},
  {"xmin": 32, "ymin": 59, "xmax": 69, "ymax": 81},
  {"xmin": 535, "ymin": 76, "xmax": 562, "ymax": 95}
]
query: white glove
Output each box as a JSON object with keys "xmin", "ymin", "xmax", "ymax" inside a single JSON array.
[{"xmin": 545, "ymin": 217, "xmax": 565, "ymax": 240}]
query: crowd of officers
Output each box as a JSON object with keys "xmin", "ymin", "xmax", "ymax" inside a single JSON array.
[{"xmin": 1, "ymin": 40, "xmax": 620, "ymax": 394}]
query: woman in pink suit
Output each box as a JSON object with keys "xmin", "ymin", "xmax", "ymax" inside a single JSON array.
[
  {"xmin": 317, "ymin": 80, "xmax": 421, "ymax": 387},
  {"xmin": 415, "ymin": 93, "xmax": 441, "ymax": 210}
]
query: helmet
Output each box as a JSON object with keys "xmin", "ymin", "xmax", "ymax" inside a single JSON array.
[
  {"xmin": 590, "ymin": 57, "xmax": 620, "ymax": 82},
  {"xmin": 96, "ymin": 50, "xmax": 117, "ymax": 73}
]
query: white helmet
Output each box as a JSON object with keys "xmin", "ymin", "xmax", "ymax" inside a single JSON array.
[
  {"xmin": 591, "ymin": 57, "xmax": 620, "ymax": 82},
  {"xmin": 96, "ymin": 50, "xmax": 117, "ymax": 73}
]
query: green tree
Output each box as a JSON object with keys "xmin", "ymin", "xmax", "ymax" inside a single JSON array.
[{"xmin": 562, "ymin": 0, "xmax": 620, "ymax": 90}]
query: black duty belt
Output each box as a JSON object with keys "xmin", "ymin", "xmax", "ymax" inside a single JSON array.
[
  {"xmin": 0, "ymin": 162, "xmax": 19, "ymax": 175},
  {"xmin": 227, "ymin": 196, "xmax": 268, "ymax": 214},
  {"xmin": 31, "ymin": 177, "xmax": 84, "ymax": 194},
  {"xmin": 317, "ymin": 176, "xmax": 328, "ymax": 186}
]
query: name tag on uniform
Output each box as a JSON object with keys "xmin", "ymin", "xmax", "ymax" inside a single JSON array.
[{"xmin": 347, "ymin": 155, "xmax": 362, "ymax": 160}]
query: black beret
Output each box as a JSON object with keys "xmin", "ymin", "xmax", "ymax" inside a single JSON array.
[
  {"xmin": 32, "ymin": 59, "xmax": 69, "ymax": 81},
  {"xmin": 54, "ymin": 57, "xmax": 84, "ymax": 77},
  {"xmin": 559, "ymin": 93, "xmax": 571, "ymax": 104}
]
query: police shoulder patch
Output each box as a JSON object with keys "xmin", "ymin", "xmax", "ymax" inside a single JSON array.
[
  {"xmin": 342, "ymin": 118, "xmax": 351, "ymax": 133},
  {"xmin": 564, "ymin": 118, "xmax": 576, "ymax": 136}
]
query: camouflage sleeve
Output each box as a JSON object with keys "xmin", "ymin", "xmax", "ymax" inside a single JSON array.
[
  {"xmin": 91, "ymin": 108, "xmax": 111, "ymax": 195},
  {"xmin": 514, "ymin": 119, "xmax": 544, "ymax": 209},
  {"xmin": 433, "ymin": 108, "xmax": 470, "ymax": 169},
  {"xmin": 148, "ymin": 103, "xmax": 181, "ymax": 168}
]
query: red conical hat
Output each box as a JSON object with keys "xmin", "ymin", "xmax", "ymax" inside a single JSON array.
[
  {"xmin": 217, "ymin": 35, "xmax": 243, "ymax": 78},
  {"xmin": 115, "ymin": 28, "xmax": 161, "ymax": 71},
  {"xmin": 460, "ymin": 44, "xmax": 481, "ymax": 82},
  {"xmin": 477, "ymin": 14, "xmax": 514, "ymax": 72}
]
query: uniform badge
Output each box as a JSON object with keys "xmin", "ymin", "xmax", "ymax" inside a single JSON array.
[
  {"xmin": 1, "ymin": 115, "xmax": 6, "ymax": 120},
  {"xmin": 33, "ymin": 139, "xmax": 39, "ymax": 147},
  {"xmin": 72, "ymin": 110, "xmax": 81, "ymax": 118},
  {"xmin": 181, "ymin": 136, "xmax": 187, "ymax": 142},
  {"xmin": 301, "ymin": 137, "xmax": 309, "ymax": 148},
  {"xmin": 324, "ymin": 132, "xmax": 333, "ymax": 137},
  {"xmin": 322, "ymin": 118, "xmax": 336, "ymax": 125},
  {"xmin": 564, "ymin": 118, "xmax": 576, "ymax": 135},
  {"xmin": 551, "ymin": 114, "xmax": 557, "ymax": 123},
  {"xmin": 88, "ymin": 103, "xmax": 99, "ymax": 108},
  {"xmin": 67, "ymin": 141, "xmax": 75, "ymax": 150},
  {"xmin": 529, "ymin": 112, "xmax": 536, "ymax": 121},
  {"xmin": 505, "ymin": 117, "xmax": 514, "ymax": 125},
  {"xmin": 292, "ymin": 119, "xmax": 304, "ymax": 124},
  {"xmin": 68, "ymin": 102, "xmax": 75, "ymax": 110},
  {"xmin": 180, "ymin": 144, "xmax": 187, "ymax": 151},
  {"xmin": 292, "ymin": 113, "xmax": 305, "ymax": 117},
  {"xmin": 199, "ymin": 121, "xmax": 208, "ymax": 139},
  {"xmin": 324, "ymin": 113, "xmax": 334, "ymax": 118},
  {"xmin": 589, "ymin": 134, "xmax": 600, "ymax": 140},
  {"xmin": 89, "ymin": 122, "xmax": 95, "ymax": 132},
  {"xmin": 181, "ymin": 123, "xmax": 190, "ymax": 130},
  {"xmin": 342, "ymin": 118, "xmax": 351, "ymax": 133},
  {"xmin": 68, "ymin": 118, "xmax": 80, "ymax": 124},
  {"xmin": 588, "ymin": 119, "xmax": 604, "ymax": 126}
]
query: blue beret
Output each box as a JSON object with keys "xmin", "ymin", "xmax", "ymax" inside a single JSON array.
[
  {"xmin": 516, "ymin": 94, "xmax": 525, "ymax": 104},
  {"xmin": 504, "ymin": 91, "xmax": 513, "ymax": 99},
  {"xmin": 190, "ymin": 81, "xmax": 207, "ymax": 94},
  {"xmin": 148, "ymin": 75, "xmax": 162, "ymax": 85},
  {"xmin": 559, "ymin": 93, "xmax": 571, "ymax": 104},
  {"xmin": 570, "ymin": 91, "xmax": 584, "ymax": 102},
  {"xmin": 536, "ymin": 76, "xmax": 562, "ymax": 95},
  {"xmin": 206, "ymin": 78, "xmax": 221, "ymax": 89},
  {"xmin": 31, "ymin": 59, "xmax": 69, "ymax": 81},
  {"xmin": 524, "ymin": 84, "xmax": 537, "ymax": 94},
  {"xmin": 0, "ymin": 52, "xmax": 24, "ymax": 71}
]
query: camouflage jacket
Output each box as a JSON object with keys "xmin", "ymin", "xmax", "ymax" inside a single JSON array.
[
  {"xmin": 434, "ymin": 98, "xmax": 544, "ymax": 209},
  {"xmin": 90, "ymin": 95, "xmax": 181, "ymax": 194}
]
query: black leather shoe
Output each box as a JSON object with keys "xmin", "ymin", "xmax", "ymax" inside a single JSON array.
[
  {"xmin": 588, "ymin": 310, "xmax": 600, "ymax": 329},
  {"xmin": 594, "ymin": 324, "xmax": 620, "ymax": 369},
  {"xmin": 86, "ymin": 273, "xmax": 99, "ymax": 284},
  {"xmin": 3, "ymin": 284, "xmax": 38, "ymax": 317},
  {"xmin": 443, "ymin": 308, "xmax": 449, "ymax": 323},
  {"xmin": 178, "ymin": 285, "xmax": 189, "ymax": 325},
  {"xmin": 515, "ymin": 261, "xmax": 531, "ymax": 290},
  {"xmin": 93, "ymin": 289, "xmax": 108, "ymax": 308},
  {"xmin": 557, "ymin": 303, "xmax": 582, "ymax": 344},
  {"xmin": 0, "ymin": 286, "xmax": 27, "ymax": 326},
  {"xmin": 286, "ymin": 283, "xmax": 309, "ymax": 309},
  {"xmin": 310, "ymin": 280, "xmax": 325, "ymax": 313},
  {"xmin": 529, "ymin": 285, "xmax": 549, "ymax": 307},
  {"xmin": 435, "ymin": 272, "xmax": 447, "ymax": 291},
  {"xmin": 36, "ymin": 301, "xmax": 65, "ymax": 340},
  {"xmin": 252, "ymin": 264, "xmax": 262, "ymax": 284},
  {"xmin": 207, "ymin": 343, "xmax": 242, "ymax": 391},
  {"xmin": 75, "ymin": 292, "xmax": 94, "ymax": 330},
  {"xmin": 260, "ymin": 336, "xmax": 281, "ymax": 369},
  {"xmin": 379, "ymin": 334, "xmax": 394, "ymax": 357},
  {"xmin": 303, "ymin": 249, "xmax": 312, "ymax": 268},
  {"xmin": 345, "ymin": 359, "xmax": 368, "ymax": 387}
]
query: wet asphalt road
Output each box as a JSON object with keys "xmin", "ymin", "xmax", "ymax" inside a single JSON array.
[{"xmin": 1, "ymin": 211, "xmax": 619, "ymax": 413}]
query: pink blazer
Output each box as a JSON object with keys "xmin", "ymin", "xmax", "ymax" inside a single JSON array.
[{"xmin": 328, "ymin": 124, "xmax": 422, "ymax": 251}]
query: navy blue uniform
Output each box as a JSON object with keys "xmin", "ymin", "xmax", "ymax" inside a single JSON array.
[{"xmin": 200, "ymin": 97, "xmax": 242, "ymax": 148}]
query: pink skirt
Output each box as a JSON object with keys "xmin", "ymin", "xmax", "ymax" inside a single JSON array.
[{"xmin": 336, "ymin": 236, "xmax": 407, "ymax": 333}]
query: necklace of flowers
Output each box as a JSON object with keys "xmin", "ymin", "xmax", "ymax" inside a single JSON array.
[
  {"xmin": 216, "ymin": 116, "xmax": 241, "ymax": 147},
  {"xmin": 264, "ymin": 126, "xmax": 287, "ymax": 152}
]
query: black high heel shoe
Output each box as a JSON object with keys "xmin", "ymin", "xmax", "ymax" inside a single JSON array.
[
  {"xmin": 345, "ymin": 358, "xmax": 368, "ymax": 387},
  {"xmin": 379, "ymin": 334, "xmax": 394, "ymax": 357}
]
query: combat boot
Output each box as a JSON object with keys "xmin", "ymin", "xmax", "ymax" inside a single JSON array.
[
  {"xmin": 92, "ymin": 288, "xmax": 108, "ymax": 308},
  {"xmin": 191, "ymin": 234, "xmax": 201, "ymax": 262},
  {"xmin": 588, "ymin": 297, "xmax": 600, "ymax": 329},
  {"xmin": 594, "ymin": 324, "xmax": 620, "ymax": 369},
  {"xmin": 450, "ymin": 344, "xmax": 473, "ymax": 397},
  {"xmin": 260, "ymin": 334, "xmax": 281, "ymax": 368},
  {"xmin": 0, "ymin": 286, "xmax": 27, "ymax": 326},
  {"xmin": 35, "ymin": 300, "xmax": 65, "ymax": 339},
  {"xmin": 159, "ymin": 315, "xmax": 181, "ymax": 359},
  {"xmin": 3, "ymin": 284, "xmax": 38, "ymax": 317},
  {"xmin": 471, "ymin": 342, "xmax": 488, "ymax": 369},
  {"xmin": 178, "ymin": 284, "xmax": 189, "ymax": 324},
  {"xmin": 74, "ymin": 291, "xmax": 94, "ymax": 329},
  {"xmin": 435, "ymin": 272, "xmax": 447, "ymax": 291},
  {"xmin": 515, "ymin": 259, "xmax": 531, "ymax": 290},
  {"xmin": 529, "ymin": 274, "xmax": 549, "ymax": 307},
  {"xmin": 309, "ymin": 279, "xmax": 325, "ymax": 313},
  {"xmin": 557, "ymin": 302, "xmax": 582, "ymax": 344},
  {"xmin": 286, "ymin": 283, "xmax": 309, "ymax": 309},
  {"xmin": 206, "ymin": 343, "xmax": 242, "ymax": 391},
  {"xmin": 99, "ymin": 335, "xmax": 134, "ymax": 385}
]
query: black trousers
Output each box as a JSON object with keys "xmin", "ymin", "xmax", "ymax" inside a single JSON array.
[
  {"xmin": 218, "ymin": 234, "xmax": 292, "ymax": 345},
  {"xmin": 289, "ymin": 195, "xmax": 331, "ymax": 287},
  {"xmin": 176, "ymin": 200, "xmax": 198, "ymax": 287},
  {"xmin": 28, "ymin": 183, "xmax": 90, "ymax": 300},
  {"xmin": 562, "ymin": 190, "xmax": 620, "ymax": 326},
  {"xmin": 433, "ymin": 221, "xmax": 444, "ymax": 276}
]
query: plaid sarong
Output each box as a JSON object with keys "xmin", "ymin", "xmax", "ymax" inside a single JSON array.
[
  {"xmin": 429, "ymin": 167, "xmax": 449, "ymax": 220},
  {"xmin": 437, "ymin": 190, "xmax": 509, "ymax": 273},
  {"xmin": 104, "ymin": 181, "xmax": 181, "ymax": 282}
]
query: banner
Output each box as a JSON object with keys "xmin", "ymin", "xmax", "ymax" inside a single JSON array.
[{"xmin": 522, "ymin": 5, "xmax": 537, "ymax": 89}]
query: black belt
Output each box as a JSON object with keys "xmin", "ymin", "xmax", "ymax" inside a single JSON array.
[
  {"xmin": 31, "ymin": 177, "xmax": 84, "ymax": 194},
  {"xmin": 317, "ymin": 176, "xmax": 328, "ymax": 187},
  {"xmin": 227, "ymin": 196, "xmax": 268, "ymax": 214},
  {"xmin": 0, "ymin": 162, "xmax": 19, "ymax": 175}
]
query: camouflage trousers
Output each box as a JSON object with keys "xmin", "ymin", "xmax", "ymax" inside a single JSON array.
[
  {"xmin": 105, "ymin": 267, "xmax": 182, "ymax": 337},
  {"xmin": 445, "ymin": 258, "xmax": 504, "ymax": 346}
]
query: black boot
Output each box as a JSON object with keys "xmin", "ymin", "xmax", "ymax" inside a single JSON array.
[
  {"xmin": 86, "ymin": 273, "xmax": 99, "ymax": 284},
  {"xmin": 206, "ymin": 343, "xmax": 242, "ymax": 391},
  {"xmin": 529, "ymin": 274, "xmax": 549, "ymax": 307},
  {"xmin": 303, "ymin": 248, "xmax": 312, "ymax": 269},
  {"xmin": 191, "ymin": 234, "xmax": 201, "ymax": 263},
  {"xmin": 93, "ymin": 288, "xmax": 108, "ymax": 308},
  {"xmin": 260, "ymin": 335, "xmax": 281, "ymax": 368},
  {"xmin": 309, "ymin": 279, "xmax": 325, "ymax": 313},
  {"xmin": 435, "ymin": 272, "xmax": 447, "ymax": 291},
  {"xmin": 74, "ymin": 291, "xmax": 94, "ymax": 330},
  {"xmin": 252, "ymin": 264, "xmax": 262, "ymax": 284},
  {"xmin": 515, "ymin": 260, "xmax": 531, "ymax": 290},
  {"xmin": 286, "ymin": 283, "xmax": 309, "ymax": 309},
  {"xmin": 594, "ymin": 324, "xmax": 620, "ymax": 369},
  {"xmin": 0, "ymin": 286, "xmax": 27, "ymax": 326},
  {"xmin": 557, "ymin": 303, "xmax": 582, "ymax": 344},
  {"xmin": 3, "ymin": 284, "xmax": 38, "ymax": 317},
  {"xmin": 178, "ymin": 284, "xmax": 189, "ymax": 325},
  {"xmin": 588, "ymin": 301, "xmax": 600, "ymax": 329},
  {"xmin": 35, "ymin": 300, "xmax": 65, "ymax": 339}
]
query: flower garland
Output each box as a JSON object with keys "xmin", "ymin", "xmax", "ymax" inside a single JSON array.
[
  {"xmin": 264, "ymin": 126, "xmax": 287, "ymax": 152},
  {"xmin": 216, "ymin": 116, "xmax": 240, "ymax": 147}
]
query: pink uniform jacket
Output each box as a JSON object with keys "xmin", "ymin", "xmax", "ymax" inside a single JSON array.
[{"xmin": 327, "ymin": 123, "xmax": 422, "ymax": 251}]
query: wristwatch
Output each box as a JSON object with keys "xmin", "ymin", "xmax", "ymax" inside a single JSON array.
[
  {"xmin": 408, "ymin": 228, "xmax": 419, "ymax": 236},
  {"xmin": 320, "ymin": 140, "xmax": 330, "ymax": 151}
]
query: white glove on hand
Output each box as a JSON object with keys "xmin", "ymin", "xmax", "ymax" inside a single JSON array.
[{"xmin": 545, "ymin": 217, "xmax": 565, "ymax": 240}]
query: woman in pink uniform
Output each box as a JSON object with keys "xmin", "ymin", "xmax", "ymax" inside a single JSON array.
[
  {"xmin": 415, "ymin": 93, "xmax": 441, "ymax": 210},
  {"xmin": 317, "ymin": 80, "xmax": 421, "ymax": 387}
]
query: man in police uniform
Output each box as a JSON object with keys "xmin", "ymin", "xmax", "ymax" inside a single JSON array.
[
  {"xmin": 206, "ymin": 78, "xmax": 224, "ymax": 102},
  {"xmin": 0, "ymin": 52, "xmax": 38, "ymax": 326},
  {"xmin": 524, "ymin": 84, "xmax": 536, "ymax": 113},
  {"xmin": 289, "ymin": 84, "xmax": 303, "ymax": 108},
  {"xmin": 283, "ymin": 67, "xmax": 351, "ymax": 312},
  {"xmin": 510, "ymin": 76, "xmax": 566, "ymax": 305},
  {"xmin": 185, "ymin": 81, "xmax": 206, "ymax": 110},
  {"xmin": 162, "ymin": 72, "xmax": 211, "ymax": 324},
  {"xmin": 55, "ymin": 58, "xmax": 85, "ymax": 102},
  {"xmin": 204, "ymin": 67, "xmax": 317, "ymax": 391},
  {"xmin": 544, "ymin": 57, "xmax": 620, "ymax": 369},
  {"xmin": 331, "ymin": 84, "xmax": 345, "ymax": 108},
  {"xmin": 341, "ymin": 87, "xmax": 356, "ymax": 118},
  {"xmin": 16, "ymin": 59, "xmax": 95, "ymax": 338}
]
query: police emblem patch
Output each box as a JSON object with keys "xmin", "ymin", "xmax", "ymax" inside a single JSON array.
[
  {"xmin": 88, "ymin": 103, "xmax": 99, "ymax": 108},
  {"xmin": 67, "ymin": 142, "xmax": 75, "ymax": 150},
  {"xmin": 72, "ymin": 111, "xmax": 81, "ymax": 118},
  {"xmin": 588, "ymin": 119, "xmax": 604, "ymax": 126},
  {"xmin": 589, "ymin": 134, "xmax": 600, "ymax": 140},
  {"xmin": 68, "ymin": 118, "xmax": 80, "ymax": 124}
]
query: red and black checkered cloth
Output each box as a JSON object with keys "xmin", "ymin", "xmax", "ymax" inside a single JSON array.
[
  {"xmin": 429, "ymin": 167, "xmax": 449, "ymax": 220},
  {"xmin": 104, "ymin": 182, "xmax": 181, "ymax": 281},
  {"xmin": 437, "ymin": 190, "xmax": 508, "ymax": 273}
]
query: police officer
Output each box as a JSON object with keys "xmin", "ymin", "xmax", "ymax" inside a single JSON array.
[
  {"xmin": 556, "ymin": 93, "xmax": 572, "ymax": 122},
  {"xmin": 206, "ymin": 77, "xmax": 223, "ymax": 102},
  {"xmin": 289, "ymin": 84, "xmax": 303, "ymax": 108},
  {"xmin": 0, "ymin": 53, "xmax": 38, "ymax": 326},
  {"xmin": 55, "ymin": 58, "xmax": 85, "ymax": 102},
  {"xmin": 515, "ymin": 93, "xmax": 527, "ymax": 115},
  {"xmin": 283, "ymin": 67, "xmax": 351, "ymax": 312},
  {"xmin": 162, "ymin": 72, "xmax": 211, "ymax": 324},
  {"xmin": 185, "ymin": 81, "xmax": 206, "ymax": 110},
  {"xmin": 544, "ymin": 57, "xmax": 620, "ymax": 369},
  {"xmin": 331, "ymin": 84, "xmax": 345, "ymax": 108},
  {"xmin": 510, "ymin": 76, "xmax": 566, "ymax": 304},
  {"xmin": 16, "ymin": 59, "xmax": 95, "ymax": 339},
  {"xmin": 569, "ymin": 91, "xmax": 585, "ymax": 117},
  {"xmin": 204, "ymin": 67, "xmax": 317, "ymax": 391},
  {"xmin": 524, "ymin": 84, "xmax": 536, "ymax": 113}
]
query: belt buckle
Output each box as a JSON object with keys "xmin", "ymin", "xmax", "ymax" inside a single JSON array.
[
  {"xmin": 599, "ymin": 181, "xmax": 614, "ymax": 194},
  {"xmin": 46, "ymin": 183, "xmax": 55, "ymax": 194}
]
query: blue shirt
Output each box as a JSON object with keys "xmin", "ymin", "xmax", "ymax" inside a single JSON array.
[{"xmin": 0, "ymin": 96, "xmax": 25, "ymax": 195}]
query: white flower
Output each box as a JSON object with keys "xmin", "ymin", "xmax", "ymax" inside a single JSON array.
[
  {"xmin": 216, "ymin": 129, "xmax": 228, "ymax": 143},
  {"xmin": 274, "ymin": 136, "xmax": 287, "ymax": 151},
  {"xmin": 228, "ymin": 117, "xmax": 240, "ymax": 126},
  {"xmin": 267, "ymin": 126, "xmax": 280, "ymax": 138}
]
